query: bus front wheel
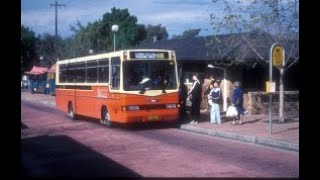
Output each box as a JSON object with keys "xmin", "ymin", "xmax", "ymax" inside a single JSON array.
[
  {"xmin": 101, "ymin": 107, "xmax": 112, "ymax": 128},
  {"xmin": 68, "ymin": 102, "xmax": 77, "ymax": 120}
]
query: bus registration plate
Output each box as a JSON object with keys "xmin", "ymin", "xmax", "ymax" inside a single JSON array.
[{"xmin": 148, "ymin": 115, "xmax": 159, "ymax": 121}]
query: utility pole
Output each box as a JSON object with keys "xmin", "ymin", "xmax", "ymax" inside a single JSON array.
[
  {"xmin": 50, "ymin": 1, "xmax": 66, "ymax": 38},
  {"xmin": 50, "ymin": 1, "xmax": 65, "ymax": 62}
]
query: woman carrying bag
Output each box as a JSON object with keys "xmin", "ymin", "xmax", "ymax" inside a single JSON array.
[{"xmin": 230, "ymin": 81, "xmax": 248, "ymax": 125}]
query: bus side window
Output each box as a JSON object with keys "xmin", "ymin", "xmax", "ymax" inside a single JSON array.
[
  {"xmin": 111, "ymin": 57, "xmax": 120, "ymax": 89},
  {"xmin": 98, "ymin": 58, "xmax": 109, "ymax": 83},
  {"xmin": 59, "ymin": 64, "xmax": 67, "ymax": 83},
  {"xmin": 86, "ymin": 60, "xmax": 98, "ymax": 83},
  {"xmin": 75, "ymin": 62, "xmax": 86, "ymax": 83},
  {"xmin": 67, "ymin": 63, "xmax": 77, "ymax": 83}
]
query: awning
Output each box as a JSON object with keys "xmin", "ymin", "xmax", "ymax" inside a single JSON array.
[
  {"xmin": 46, "ymin": 64, "xmax": 56, "ymax": 73},
  {"xmin": 25, "ymin": 66, "xmax": 48, "ymax": 75}
]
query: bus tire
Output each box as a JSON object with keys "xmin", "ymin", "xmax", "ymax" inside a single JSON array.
[
  {"xmin": 68, "ymin": 102, "xmax": 77, "ymax": 120},
  {"xmin": 101, "ymin": 106, "xmax": 112, "ymax": 128}
]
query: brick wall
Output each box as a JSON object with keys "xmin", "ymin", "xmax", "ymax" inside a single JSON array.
[{"xmin": 245, "ymin": 91, "xmax": 299, "ymax": 115}]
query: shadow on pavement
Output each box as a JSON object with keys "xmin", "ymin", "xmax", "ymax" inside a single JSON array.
[
  {"xmin": 180, "ymin": 112, "xmax": 237, "ymax": 124},
  {"xmin": 123, "ymin": 121, "xmax": 179, "ymax": 131},
  {"xmin": 21, "ymin": 135, "xmax": 141, "ymax": 178},
  {"xmin": 241, "ymin": 118, "xmax": 262, "ymax": 125},
  {"xmin": 261, "ymin": 117, "xmax": 299, "ymax": 124}
]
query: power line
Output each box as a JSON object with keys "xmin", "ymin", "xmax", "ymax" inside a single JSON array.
[{"xmin": 50, "ymin": 1, "xmax": 66, "ymax": 38}]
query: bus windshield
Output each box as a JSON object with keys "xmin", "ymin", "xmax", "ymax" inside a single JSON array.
[{"xmin": 123, "ymin": 60, "xmax": 177, "ymax": 91}]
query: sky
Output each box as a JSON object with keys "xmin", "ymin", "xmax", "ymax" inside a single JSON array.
[{"xmin": 21, "ymin": 0, "xmax": 222, "ymax": 39}]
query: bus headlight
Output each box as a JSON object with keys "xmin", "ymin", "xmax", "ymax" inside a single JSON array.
[{"xmin": 166, "ymin": 104, "xmax": 177, "ymax": 109}]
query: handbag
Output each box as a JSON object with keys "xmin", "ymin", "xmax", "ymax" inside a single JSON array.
[{"xmin": 226, "ymin": 105, "xmax": 238, "ymax": 117}]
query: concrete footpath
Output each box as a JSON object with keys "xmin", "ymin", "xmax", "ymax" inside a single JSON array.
[{"xmin": 21, "ymin": 91, "xmax": 299, "ymax": 152}]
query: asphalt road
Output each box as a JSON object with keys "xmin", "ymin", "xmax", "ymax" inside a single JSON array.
[{"xmin": 21, "ymin": 101, "xmax": 299, "ymax": 178}]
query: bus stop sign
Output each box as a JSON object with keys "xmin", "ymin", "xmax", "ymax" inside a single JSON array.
[{"xmin": 272, "ymin": 45, "xmax": 285, "ymax": 67}]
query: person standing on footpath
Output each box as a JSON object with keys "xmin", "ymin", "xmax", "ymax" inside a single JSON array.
[
  {"xmin": 188, "ymin": 74, "xmax": 202, "ymax": 124},
  {"xmin": 231, "ymin": 81, "xmax": 247, "ymax": 125},
  {"xmin": 208, "ymin": 80, "xmax": 222, "ymax": 124},
  {"xmin": 178, "ymin": 78, "xmax": 188, "ymax": 119}
]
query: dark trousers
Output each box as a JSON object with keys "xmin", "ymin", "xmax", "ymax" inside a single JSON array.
[
  {"xmin": 179, "ymin": 100, "xmax": 186, "ymax": 115},
  {"xmin": 235, "ymin": 104, "xmax": 245, "ymax": 120},
  {"xmin": 191, "ymin": 98, "xmax": 201, "ymax": 121}
]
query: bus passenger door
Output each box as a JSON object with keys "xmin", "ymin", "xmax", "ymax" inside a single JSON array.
[{"xmin": 110, "ymin": 57, "xmax": 121, "ymax": 120}]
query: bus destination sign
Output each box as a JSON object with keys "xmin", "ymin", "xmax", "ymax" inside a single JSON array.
[{"xmin": 131, "ymin": 52, "xmax": 168, "ymax": 59}]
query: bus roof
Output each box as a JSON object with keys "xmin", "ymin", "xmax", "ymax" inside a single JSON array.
[{"xmin": 57, "ymin": 49, "xmax": 174, "ymax": 64}]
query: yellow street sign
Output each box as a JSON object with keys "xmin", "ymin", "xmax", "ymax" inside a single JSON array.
[{"xmin": 272, "ymin": 45, "xmax": 285, "ymax": 67}]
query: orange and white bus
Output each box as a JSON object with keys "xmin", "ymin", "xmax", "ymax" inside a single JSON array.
[{"xmin": 55, "ymin": 49, "xmax": 179, "ymax": 127}]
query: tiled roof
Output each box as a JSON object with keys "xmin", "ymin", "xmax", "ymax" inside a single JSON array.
[{"xmin": 135, "ymin": 30, "xmax": 299, "ymax": 63}]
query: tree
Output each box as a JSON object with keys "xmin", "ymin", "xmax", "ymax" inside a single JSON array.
[
  {"xmin": 209, "ymin": 0, "xmax": 298, "ymax": 64},
  {"xmin": 69, "ymin": 20, "xmax": 98, "ymax": 56},
  {"xmin": 143, "ymin": 24, "xmax": 168, "ymax": 43},
  {"xmin": 21, "ymin": 26, "xmax": 38, "ymax": 75},
  {"xmin": 60, "ymin": 37, "xmax": 76, "ymax": 58},
  {"xmin": 172, "ymin": 28, "xmax": 201, "ymax": 39},
  {"xmin": 209, "ymin": 0, "xmax": 299, "ymax": 122},
  {"xmin": 36, "ymin": 33, "xmax": 64, "ymax": 67},
  {"xmin": 136, "ymin": 24, "xmax": 147, "ymax": 43},
  {"xmin": 66, "ymin": 8, "xmax": 147, "ymax": 57},
  {"xmin": 101, "ymin": 8, "xmax": 147, "ymax": 50}
]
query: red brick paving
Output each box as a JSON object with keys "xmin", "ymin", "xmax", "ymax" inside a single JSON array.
[
  {"xmin": 21, "ymin": 91, "xmax": 299, "ymax": 145},
  {"xmin": 21, "ymin": 101, "xmax": 298, "ymax": 177}
]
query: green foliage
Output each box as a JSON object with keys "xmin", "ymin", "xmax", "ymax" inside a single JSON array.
[
  {"xmin": 68, "ymin": 20, "xmax": 98, "ymax": 56},
  {"xmin": 172, "ymin": 28, "xmax": 201, "ymax": 39},
  {"xmin": 36, "ymin": 33, "xmax": 64, "ymax": 67},
  {"xmin": 144, "ymin": 24, "xmax": 168, "ymax": 43},
  {"xmin": 101, "ymin": 8, "xmax": 147, "ymax": 50},
  {"xmin": 65, "ymin": 8, "xmax": 148, "ymax": 56},
  {"xmin": 21, "ymin": 26, "xmax": 38, "ymax": 74}
]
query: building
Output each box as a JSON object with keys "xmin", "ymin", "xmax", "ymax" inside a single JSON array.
[{"xmin": 135, "ymin": 30, "xmax": 299, "ymax": 114}]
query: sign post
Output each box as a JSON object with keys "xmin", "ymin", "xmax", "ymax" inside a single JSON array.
[
  {"xmin": 273, "ymin": 44, "xmax": 286, "ymax": 123},
  {"xmin": 269, "ymin": 43, "xmax": 285, "ymax": 134}
]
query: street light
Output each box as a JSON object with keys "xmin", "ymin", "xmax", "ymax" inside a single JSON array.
[
  {"xmin": 208, "ymin": 64, "xmax": 227, "ymax": 112},
  {"xmin": 111, "ymin": 24, "xmax": 119, "ymax": 52}
]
